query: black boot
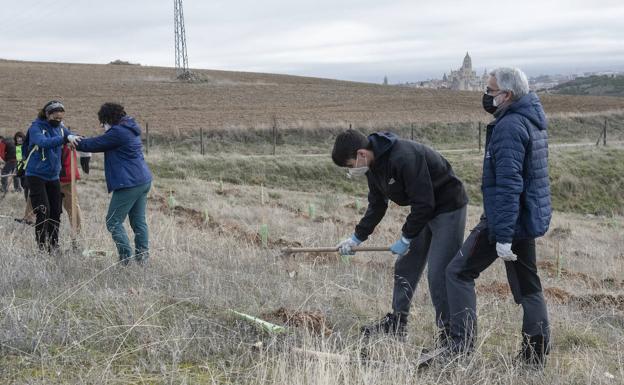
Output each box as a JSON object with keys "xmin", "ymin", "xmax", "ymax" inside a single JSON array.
[
  {"xmin": 435, "ymin": 328, "xmax": 452, "ymax": 349},
  {"xmin": 361, "ymin": 312, "xmax": 407, "ymax": 338},
  {"xmin": 517, "ymin": 334, "xmax": 549, "ymax": 368}
]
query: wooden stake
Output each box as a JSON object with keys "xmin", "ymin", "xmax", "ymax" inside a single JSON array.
[
  {"xmin": 272, "ymin": 115, "xmax": 277, "ymax": 156},
  {"xmin": 200, "ymin": 126, "xmax": 205, "ymax": 155},
  {"xmin": 555, "ymin": 240, "xmax": 562, "ymax": 278},
  {"xmin": 70, "ymin": 148, "xmax": 77, "ymax": 235},
  {"xmin": 145, "ymin": 122, "xmax": 149, "ymax": 154},
  {"xmin": 478, "ymin": 122, "xmax": 482, "ymax": 153}
]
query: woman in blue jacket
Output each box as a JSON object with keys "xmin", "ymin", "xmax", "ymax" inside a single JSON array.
[
  {"xmin": 76, "ymin": 103, "xmax": 152, "ymax": 265},
  {"xmin": 25, "ymin": 101, "xmax": 80, "ymax": 253}
]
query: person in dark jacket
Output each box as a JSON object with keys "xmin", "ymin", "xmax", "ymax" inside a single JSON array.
[
  {"xmin": 25, "ymin": 101, "xmax": 80, "ymax": 253},
  {"xmin": 1, "ymin": 135, "xmax": 19, "ymax": 192},
  {"xmin": 332, "ymin": 130, "xmax": 468, "ymax": 341},
  {"xmin": 445, "ymin": 67, "xmax": 552, "ymax": 367},
  {"xmin": 76, "ymin": 103, "xmax": 152, "ymax": 265}
]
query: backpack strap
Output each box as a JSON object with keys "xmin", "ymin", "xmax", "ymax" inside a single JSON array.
[{"xmin": 20, "ymin": 144, "xmax": 39, "ymax": 173}]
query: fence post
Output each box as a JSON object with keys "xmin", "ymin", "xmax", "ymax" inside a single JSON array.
[
  {"xmin": 478, "ymin": 122, "xmax": 482, "ymax": 153},
  {"xmin": 604, "ymin": 118, "xmax": 607, "ymax": 146},
  {"xmin": 200, "ymin": 127, "xmax": 205, "ymax": 155},
  {"xmin": 145, "ymin": 122, "xmax": 149, "ymax": 154},
  {"xmin": 596, "ymin": 123, "xmax": 604, "ymax": 146},
  {"xmin": 272, "ymin": 115, "xmax": 277, "ymax": 156},
  {"xmin": 411, "ymin": 123, "xmax": 414, "ymax": 140}
]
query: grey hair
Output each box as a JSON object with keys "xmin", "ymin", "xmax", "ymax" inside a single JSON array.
[{"xmin": 489, "ymin": 67, "xmax": 529, "ymax": 100}]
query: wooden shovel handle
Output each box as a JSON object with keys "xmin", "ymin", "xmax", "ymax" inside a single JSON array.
[{"xmin": 282, "ymin": 246, "xmax": 390, "ymax": 254}]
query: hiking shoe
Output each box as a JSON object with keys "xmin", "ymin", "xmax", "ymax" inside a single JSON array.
[
  {"xmin": 434, "ymin": 328, "xmax": 452, "ymax": 349},
  {"xmin": 361, "ymin": 312, "xmax": 407, "ymax": 338},
  {"xmin": 516, "ymin": 334, "xmax": 549, "ymax": 369}
]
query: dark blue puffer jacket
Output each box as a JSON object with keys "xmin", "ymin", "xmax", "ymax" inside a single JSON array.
[
  {"xmin": 76, "ymin": 116, "xmax": 152, "ymax": 192},
  {"xmin": 482, "ymin": 92, "xmax": 552, "ymax": 243}
]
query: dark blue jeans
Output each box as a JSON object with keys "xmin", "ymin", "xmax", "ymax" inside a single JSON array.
[{"xmin": 106, "ymin": 182, "xmax": 151, "ymax": 263}]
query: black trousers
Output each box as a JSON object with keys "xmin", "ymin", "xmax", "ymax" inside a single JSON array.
[
  {"xmin": 27, "ymin": 176, "xmax": 62, "ymax": 252},
  {"xmin": 446, "ymin": 219, "xmax": 550, "ymax": 352},
  {"xmin": 21, "ymin": 176, "xmax": 29, "ymax": 201}
]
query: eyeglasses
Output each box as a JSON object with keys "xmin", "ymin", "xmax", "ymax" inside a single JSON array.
[{"xmin": 485, "ymin": 87, "xmax": 508, "ymax": 96}]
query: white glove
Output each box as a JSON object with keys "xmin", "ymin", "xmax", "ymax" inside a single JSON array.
[
  {"xmin": 337, "ymin": 235, "xmax": 362, "ymax": 255},
  {"xmin": 496, "ymin": 242, "xmax": 517, "ymax": 261},
  {"xmin": 67, "ymin": 135, "xmax": 82, "ymax": 146}
]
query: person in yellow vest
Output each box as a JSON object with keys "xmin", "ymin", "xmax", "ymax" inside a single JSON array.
[{"xmin": 14, "ymin": 132, "xmax": 35, "ymax": 225}]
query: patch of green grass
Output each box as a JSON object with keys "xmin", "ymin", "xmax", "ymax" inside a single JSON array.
[
  {"xmin": 549, "ymin": 148, "xmax": 624, "ymax": 215},
  {"xmin": 149, "ymin": 147, "xmax": 624, "ymax": 215},
  {"xmin": 557, "ymin": 329, "xmax": 602, "ymax": 351},
  {"xmin": 149, "ymin": 155, "xmax": 365, "ymax": 195}
]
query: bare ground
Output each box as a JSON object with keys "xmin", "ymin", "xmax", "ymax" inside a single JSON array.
[{"xmin": 2, "ymin": 59, "xmax": 624, "ymax": 138}]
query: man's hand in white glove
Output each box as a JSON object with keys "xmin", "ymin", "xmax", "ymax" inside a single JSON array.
[
  {"xmin": 67, "ymin": 135, "xmax": 82, "ymax": 147},
  {"xmin": 337, "ymin": 235, "xmax": 362, "ymax": 255},
  {"xmin": 496, "ymin": 242, "xmax": 517, "ymax": 261}
]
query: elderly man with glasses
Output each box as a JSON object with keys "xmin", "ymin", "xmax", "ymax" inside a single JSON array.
[{"xmin": 445, "ymin": 67, "xmax": 552, "ymax": 368}]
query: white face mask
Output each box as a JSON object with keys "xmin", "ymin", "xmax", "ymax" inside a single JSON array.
[
  {"xmin": 347, "ymin": 154, "xmax": 369, "ymax": 179},
  {"xmin": 492, "ymin": 91, "xmax": 506, "ymax": 108}
]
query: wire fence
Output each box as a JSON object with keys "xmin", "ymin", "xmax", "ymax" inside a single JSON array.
[{"xmin": 140, "ymin": 117, "xmax": 617, "ymax": 156}]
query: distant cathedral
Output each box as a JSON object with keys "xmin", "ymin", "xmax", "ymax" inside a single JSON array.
[{"xmin": 443, "ymin": 52, "xmax": 487, "ymax": 91}]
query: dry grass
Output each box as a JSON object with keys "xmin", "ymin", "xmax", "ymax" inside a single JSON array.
[
  {"xmin": 0, "ymin": 156, "xmax": 623, "ymax": 384},
  {"xmin": 2, "ymin": 59, "xmax": 624, "ymax": 139}
]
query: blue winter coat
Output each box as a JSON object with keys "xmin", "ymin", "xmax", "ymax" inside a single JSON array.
[
  {"xmin": 482, "ymin": 92, "xmax": 552, "ymax": 243},
  {"xmin": 76, "ymin": 117, "xmax": 152, "ymax": 192},
  {"xmin": 25, "ymin": 119, "xmax": 73, "ymax": 181}
]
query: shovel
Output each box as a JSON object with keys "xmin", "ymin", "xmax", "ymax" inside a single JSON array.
[{"xmin": 282, "ymin": 246, "xmax": 391, "ymax": 254}]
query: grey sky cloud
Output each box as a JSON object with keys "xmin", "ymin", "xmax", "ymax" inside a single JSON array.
[{"xmin": 0, "ymin": 0, "xmax": 622, "ymax": 83}]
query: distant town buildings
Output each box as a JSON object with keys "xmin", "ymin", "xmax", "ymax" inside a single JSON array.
[
  {"xmin": 404, "ymin": 52, "xmax": 487, "ymax": 91},
  {"xmin": 397, "ymin": 52, "xmax": 623, "ymax": 92},
  {"xmin": 445, "ymin": 53, "xmax": 488, "ymax": 91}
]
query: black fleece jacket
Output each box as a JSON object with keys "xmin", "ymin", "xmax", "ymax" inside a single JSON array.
[{"xmin": 354, "ymin": 132, "xmax": 468, "ymax": 241}]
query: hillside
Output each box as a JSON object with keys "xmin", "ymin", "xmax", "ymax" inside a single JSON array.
[
  {"xmin": 1, "ymin": 148, "xmax": 624, "ymax": 382},
  {"xmin": 552, "ymin": 75, "xmax": 624, "ymax": 97},
  {"xmin": 2, "ymin": 60, "xmax": 624, "ymax": 138},
  {"xmin": 1, "ymin": 59, "xmax": 624, "ymax": 383}
]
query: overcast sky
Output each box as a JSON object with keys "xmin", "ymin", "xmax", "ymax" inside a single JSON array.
[{"xmin": 1, "ymin": 0, "xmax": 622, "ymax": 83}]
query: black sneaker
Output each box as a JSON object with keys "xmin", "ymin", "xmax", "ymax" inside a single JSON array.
[
  {"xmin": 361, "ymin": 312, "xmax": 407, "ymax": 338},
  {"xmin": 516, "ymin": 334, "xmax": 549, "ymax": 369}
]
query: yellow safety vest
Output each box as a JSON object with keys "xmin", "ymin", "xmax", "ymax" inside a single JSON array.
[{"xmin": 16, "ymin": 144, "xmax": 23, "ymax": 162}]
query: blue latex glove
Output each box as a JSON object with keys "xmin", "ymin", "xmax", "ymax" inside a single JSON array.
[
  {"xmin": 337, "ymin": 234, "xmax": 362, "ymax": 255},
  {"xmin": 390, "ymin": 236, "xmax": 412, "ymax": 257}
]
